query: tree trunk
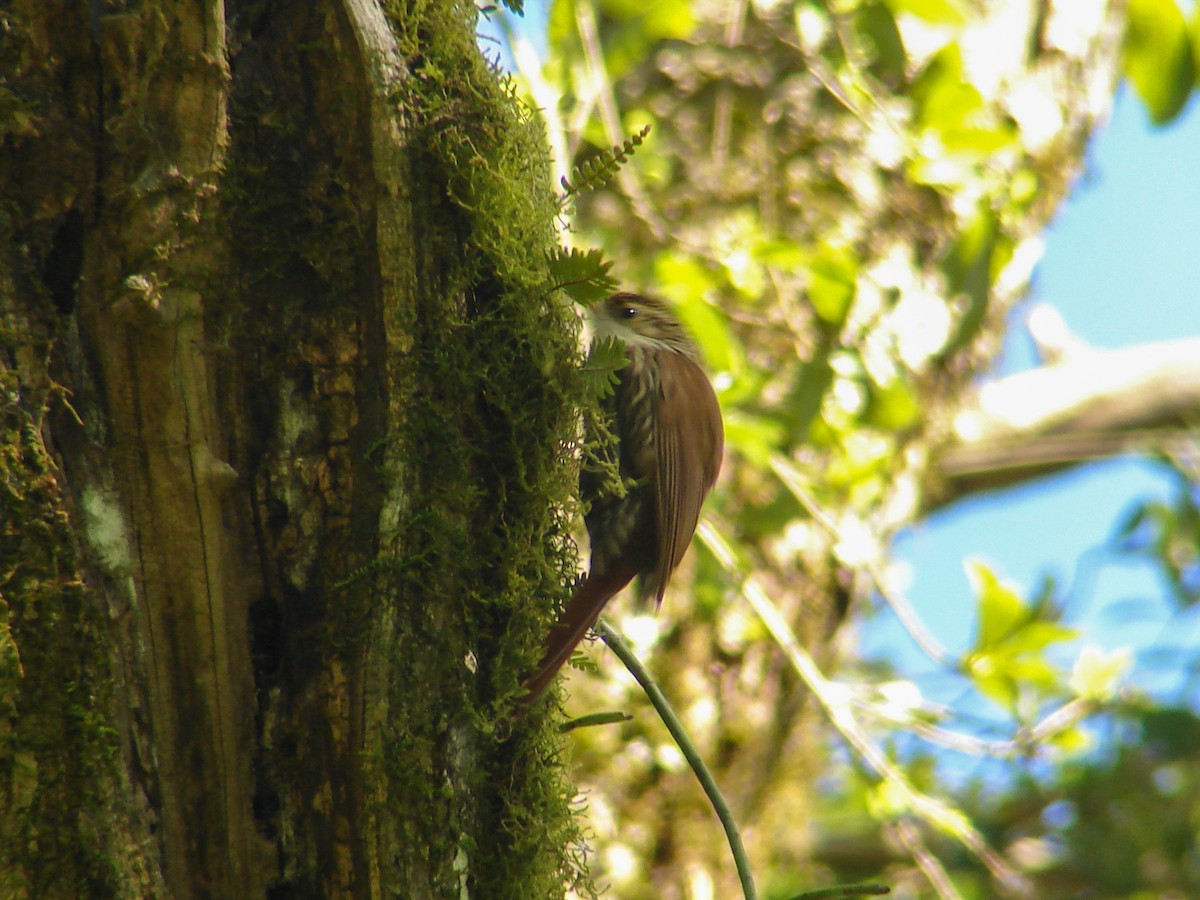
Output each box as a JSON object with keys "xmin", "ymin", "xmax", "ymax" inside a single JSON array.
[{"xmin": 1, "ymin": 1, "xmax": 581, "ymax": 897}]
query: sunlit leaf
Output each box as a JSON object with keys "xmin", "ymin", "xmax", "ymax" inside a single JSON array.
[
  {"xmin": 638, "ymin": 0, "xmax": 695, "ymax": 41},
  {"xmin": 999, "ymin": 621, "xmax": 1077, "ymax": 656},
  {"xmin": 808, "ymin": 243, "xmax": 859, "ymax": 326},
  {"xmin": 1009, "ymin": 168, "xmax": 1039, "ymax": 208},
  {"xmin": 1123, "ymin": 0, "xmax": 1195, "ymax": 125},
  {"xmin": 595, "ymin": 0, "xmax": 698, "ymax": 79},
  {"xmin": 717, "ymin": 366, "xmax": 770, "ymax": 408},
  {"xmin": 1046, "ymin": 724, "xmax": 1092, "ymax": 753},
  {"xmin": 885, "ymin": 0, "xmax": 966, "ymax": 26},
  {"xmin": 916, "ymin": 75, "xmax": 984, "ymax": 132},
  {"xmin": 655, "ymin": 250, "xmax": 718, "ymax": 299},
  {"xmin": 674, "ymin": 297, "xmax": 740, "ymax": 375},
  {"xmin": 910, "ymin": 45, "xmax": 966, "ymax": 120},
  {"xmin": 864, "ymin": 376, "xmax": 920, "ymax": 430},
  {"xmin": 1070, "ymin": 646, "xmax": 1132, "ymax": 701},
  {"xmin": 547, "ymin": 0, "xmax": 580, "ymax": 57},
  {"xmin": 825, "ymin": 431, "xmax": 894, "ymax": 491},
  {"xmin": 866, "ymin": 779, "xmax": 911, "ymax": 818},
  {"xmin": 967, "ymin": 559, "xmax": 1024, "ymax": 651},
  {"xmin": 1004, "ymin": 656, "xmax": 1063, "ymax": 690},
  {"xmin": 724, "ymin": 411, "xmax": 786, "ymax": 469},
  {"xmin": 753, "ymin": 239, "xmax": 807, "ymax": 272},
  {"xmin": 966, "ymin": 659, "xmax": 1018, "ymax": 711}
]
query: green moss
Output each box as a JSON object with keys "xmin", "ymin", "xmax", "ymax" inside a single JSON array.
[
  {"xmin": 378, "ymin": 1, "xmax": 592, "ymax": 895},
  {"xmin": 223, "ymin": 0, "xmax": 591, "ymax": 891},
  {"xmin": 0, "ymin": 319, "xmax": 126, "ymax": 896}
]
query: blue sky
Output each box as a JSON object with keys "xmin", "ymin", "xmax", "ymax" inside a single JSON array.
[{"xmin": 861, "ymin": 87, "xmax": 1200, "ymax": 712}]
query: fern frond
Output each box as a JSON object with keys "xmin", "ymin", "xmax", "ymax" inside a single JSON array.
[
  {"xmin": 334, "ymin": 554, "xmax": 394, "ymax": 590},
  {"xmin": 581, "ymin": 339, "xmax": 632, "ymax": 501},
  {"xmin": 560, "ymin": 124, "xmax": 652, "ymax": 199},
  {"xmin": 546, "ymin": 246, "xmax": 618, "ymax": 306},
  {"xmin": 580, "ymin": 336, "xmax": 628, "ymax": 398}
]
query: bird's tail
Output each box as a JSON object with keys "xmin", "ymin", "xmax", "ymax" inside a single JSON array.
[{"xmin": 522, "ymin": 562, "xmax": 638, "ymax": 706}]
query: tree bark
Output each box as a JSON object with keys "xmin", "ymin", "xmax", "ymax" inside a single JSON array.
[{"xmin": 1, "ymin": 1, "xmax": 582, "ymax": 897}]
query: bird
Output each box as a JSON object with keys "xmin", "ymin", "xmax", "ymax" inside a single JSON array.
[{"xmin": 523, "ymin": 292, "xmax": 724, "ymax": 705}]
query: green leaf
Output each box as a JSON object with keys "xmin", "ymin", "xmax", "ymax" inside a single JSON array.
[
  {"xmin": 965, "ymin": 561, "xmax": 1079, "ymax": 710},
  {"xmin": 582, "ymin": 337, "xmax": 628, "ymax": 399},
  {"xmin": 857, "ymin": 3, "xmax": 907, "ymax": 87},
  {"xmin": 547, "ymin": 246, "xmax": 618, "ymax": 306},
  {"xmin": 785, "ymin": 344, "xmax": 835, "ymax": 442},
  {"xmin": 967, "ymin": 559, "xmax": 1025, "ymax": 651},
  {"xmin": 723, "ymin": 412, "xmax": 786, "ymax": 469},
  {"xmin": 1046, "ymin": 724, "xmax": 1092, "ymax": 753},
  {"xmin": 752, "ymin": 239, "xmax": 807, "ymax": 272},
  {"xmin": 1194, "ymin": 6, "xmax": 1200, "ymax": 82},
  {"xmin": 807, "ymin": 243, "xmax": 858, "ymax": 326},
  {"xmin": 638, "ymin": 0, "xmax": 696, "ymax": 41},
  {"xmin": 1000, "ymin": 620, "xmax": 1077, "ymax": 656},
  {"xmin": 884, "ymin": 0, "xmax": 966, "ymax": 26},
  {"xmin": 654, "ymin": 251, "xmax": 719, "ymax": 304},
  {"xmin": 1123, "ymin": 0, "xmax": 1196, "ymax": 125},
  {"xmin": 964, "ymin": 658, "xmax": 1018, "ymax": 711},
  {"xmin": 1070, "ymin": 646, "xmax": 1131, "ymax": 701},
  {"xmin": 938, "ymin": 203, "xmax": 997, "ymax": 356},
  {"xmin": 673, "ymin": 297, "xmax": 739, "ymax": 375},
  {"xmin": 910, "ymin": 45, "xmax": 979, "ymax": 136},
  {"xmin": 1009, "ymin": 167, "xmax": 1040, "ymax": 209},
  {"xmin": 915, "ymin": 74, "xmax": 985, "ymax": 132},
  {"xmin": 1004, "ymin": 656, "xmax": 1064, "ymax": 690},
  {"xmin": 864, "ymin": 376, "xmax": 920, "ymax": 431},
  {"xmin": 1142, "ymin": 707, "xmax": 1200, "ymax": 758},
  {"xmin": 594, "ymin": 0, "xmax": 697, "ymax": 80},
  {"xmin": 716, "ymin": 366, "xmax": 769, "ymax": 409},
  {"xmin": 966, "ymin": 652, "xmax": 1060, "ymax": 711}
]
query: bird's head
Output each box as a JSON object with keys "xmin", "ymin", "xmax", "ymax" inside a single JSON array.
[{"xmin": 590, "ymin": 292, "xmax": 700, "ymax": 359}]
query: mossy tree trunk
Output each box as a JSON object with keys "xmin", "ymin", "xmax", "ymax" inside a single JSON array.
[{"xmin": 1, "ymin": 1, "xmax": 581, "ymax": 897}]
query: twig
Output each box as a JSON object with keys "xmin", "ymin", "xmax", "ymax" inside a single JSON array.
[
  {"xmin": 595, "ymin": 619, "xmax": 758, "ymax": 900},
  {"xmin": 769, "ymin": 454, "xmax": 955, "ymax": 668},
  {"xmin": 888, "ymin": 818, "xmax": 960, "ymax": 900}
]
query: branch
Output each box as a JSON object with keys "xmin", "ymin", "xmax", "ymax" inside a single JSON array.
[{"xmin": 933, "ymin": 336, "xmax": 1200, "ymax": 506}]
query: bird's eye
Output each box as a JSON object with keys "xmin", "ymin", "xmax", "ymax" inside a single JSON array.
[{"xmin": 620, "ymin": 306, "xmax": 637, "ymax": 319}]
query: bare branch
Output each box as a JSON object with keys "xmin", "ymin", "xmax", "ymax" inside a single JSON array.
[{"xmin": 934, "ymin": 336, "xmax": 1200, "ymax": 505}]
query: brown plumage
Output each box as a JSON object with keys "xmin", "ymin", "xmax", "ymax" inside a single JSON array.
[{"xmin": 523, "ymin": 292, "xmax": 724, "ymax": 705}]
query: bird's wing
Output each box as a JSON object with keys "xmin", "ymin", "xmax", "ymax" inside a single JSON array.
[{"xmin": 648, "ymin": 351, "xmax": 724, "ymax": 608}]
